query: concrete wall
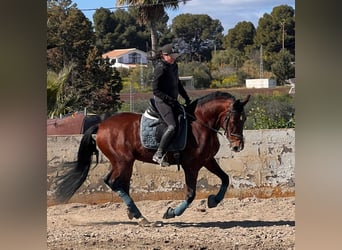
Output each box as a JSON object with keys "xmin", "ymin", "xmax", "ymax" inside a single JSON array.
[{"xmin": 47, "ymin": 129, "xmax": 295, "ymax": 205}]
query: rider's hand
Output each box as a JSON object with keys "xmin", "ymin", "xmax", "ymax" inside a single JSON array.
[{"xmin": 171, "ymin": 99, "xmax": 181, "ymax": 109}]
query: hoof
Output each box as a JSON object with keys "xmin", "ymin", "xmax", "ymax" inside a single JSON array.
[
  {"xmin": 138, "ymin": 217, "xmax": 151, "ymax": 227},
  {"xmin": 127, "ymin": 209, "xmax": 134, "ymax": 220},
  {"xmin": 163, "ymin": 207, "xmax": 175, "ymax": 219},
  {"xmin": 207, "ymin": 195, "xmax": 218, "ymax": 208},
  {"xmin": 152, "ymin": 221, "xmax": 164, "ymax": 227}
]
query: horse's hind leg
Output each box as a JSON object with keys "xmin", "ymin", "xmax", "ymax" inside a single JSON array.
[
  {"xmin": 163, "ymin": 168, "xmax": 198, "ymax": 219},
  {"xmin": 204, "ymin": 158, "xmax": 229, "ymax": 208},
  {"xmin": 104, "ymin": 168, "xmax": 150, "ymax": 226}
]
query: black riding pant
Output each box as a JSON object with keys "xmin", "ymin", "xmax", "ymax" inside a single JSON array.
[
  {"xmin": 154, "ymin": 96, "xmax": 177, "ymax": 152},
  {"xmin": 154, "ymin": 96, "xmax": 176, "ymax": 128}
]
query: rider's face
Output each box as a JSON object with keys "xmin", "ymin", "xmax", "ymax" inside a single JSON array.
[{"xmin": 162, "ymin": 54, "xmax": 176, "ymax": 64}]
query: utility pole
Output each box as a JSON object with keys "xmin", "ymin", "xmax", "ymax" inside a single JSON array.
[
  {"xmin": 260, "ymin": 45, "xmax": 263, "ymax": 78},
  {"xmin": 140, "ymin": 57, "xmax": 144, "ymax": 88},
  {"xmin": 129, "ymin": 81, "xmax": 133, "ymax": 112},
  {"xmin": 280, "ymin": 19, "xmax": 286, "ymax": 51}
]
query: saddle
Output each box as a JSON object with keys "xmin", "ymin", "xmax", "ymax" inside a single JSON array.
[{"xmin": 140, "ymin": 98, "xmax": 188, "ymax": 151}]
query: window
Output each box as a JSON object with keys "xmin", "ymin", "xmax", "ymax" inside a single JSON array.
[{"xmin": 128, "ymin": 52, "xmax": 141, "ymax": 64}]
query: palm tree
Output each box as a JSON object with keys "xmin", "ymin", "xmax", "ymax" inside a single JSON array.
[
  {"xmin": 47, "ymin": 64, "xmax": 74, "ymax": 118},
  {"xmin": 116, "ymin": 0, "xmax": 186, "ymax": 55}
]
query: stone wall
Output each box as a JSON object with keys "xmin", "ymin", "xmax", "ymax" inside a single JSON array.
[{"xmin": 47, "ymin": 129, "xmax": 295, "ymax": 205}]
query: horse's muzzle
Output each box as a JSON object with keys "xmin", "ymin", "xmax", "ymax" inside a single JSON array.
[{"xmin": 231, "ymin": 140, "xmax": 244, "ymax": 152}]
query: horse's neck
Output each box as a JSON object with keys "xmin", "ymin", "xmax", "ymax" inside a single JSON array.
[{"xmin": 195, "ymin": 101, "xmax": 226, "ymax": 129}]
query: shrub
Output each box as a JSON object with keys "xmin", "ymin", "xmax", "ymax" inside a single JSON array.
[
  {"xmin": 244, "ymin": 93, "xmax": 295, "ymax": 129},
  {"xmin": 178, "ymin": 61, "xmax": 211, "ymax": 88}
]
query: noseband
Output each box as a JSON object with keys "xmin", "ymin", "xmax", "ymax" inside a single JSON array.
[{"xmin": 223, "ymin": 109, "xmax": 244, "ymax": 141}]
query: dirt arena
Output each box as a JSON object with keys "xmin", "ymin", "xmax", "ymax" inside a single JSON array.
[{"xmin": 47, "ymin": 196, "xmax": 295, "ymax": 249}]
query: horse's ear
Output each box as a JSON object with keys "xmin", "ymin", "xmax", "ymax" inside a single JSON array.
[
  {"xmin": 233, "ymin": 95, "xmax": 251, "ymax": 110},
  {"xmin": 241, "ymin": 94, "xmax": 251, "ymax": 106}
]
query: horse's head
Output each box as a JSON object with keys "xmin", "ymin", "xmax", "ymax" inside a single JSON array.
[{"xmin": 222, "ymin": 95, "xmax": 251, "ymax": 152}]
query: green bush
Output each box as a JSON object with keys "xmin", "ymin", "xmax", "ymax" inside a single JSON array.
[
  {"xmin": 178, "ymin": 61, "xmax": 211, "ymax": 88},
  {"xmin": 210, "ymin": 74, "xmax": 240, "ymax": 88},
  {"xmin": 243, "ymin": 93, "xmax": 295, "ymax": 129},
  {"xmin": 210, "ymin": 79, "xmax": 221, "ymax": 88}
]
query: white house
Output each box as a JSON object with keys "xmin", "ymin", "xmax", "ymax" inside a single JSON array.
[{"xmin": 102, "ymin": 48, "xmax": 148, "ymax": 69}]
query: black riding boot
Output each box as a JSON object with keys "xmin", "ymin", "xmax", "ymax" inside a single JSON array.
[{"xmin": 153, "ymin": 125, "xmax": 175, "ymax": 166}]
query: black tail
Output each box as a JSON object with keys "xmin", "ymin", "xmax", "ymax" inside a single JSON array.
[{"xmin": 55, "ymin": 125, "xmax": 99, "ymax": 203}]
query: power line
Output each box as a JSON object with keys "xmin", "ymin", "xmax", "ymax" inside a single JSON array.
[{"xmin": 78, "ymin": 0, "xmax": 191, "ymax": 12}]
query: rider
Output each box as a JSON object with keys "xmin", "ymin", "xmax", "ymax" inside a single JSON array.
[{"xmin": 152, "ymin": 43, "xmax": 191, "ymax": 166}]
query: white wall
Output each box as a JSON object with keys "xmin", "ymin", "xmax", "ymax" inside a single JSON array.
[{"xmin": 47, "ymin": 129, "xmax": 295, "ymax": 204}]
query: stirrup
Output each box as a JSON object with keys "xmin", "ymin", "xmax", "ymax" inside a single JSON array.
[
  {"xmin": 160, "ymin": 156, "xmax": 170, "ymax": 167},
  {"xmin": 153, "ymin": 152, "xmax": 169, "ymax": 167}
]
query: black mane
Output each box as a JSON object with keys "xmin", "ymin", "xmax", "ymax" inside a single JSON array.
[
  {"xmin": 185, "ymin": 91, "xmax": 236, "ymax": 116},
  {"xmin": 195, "ymin": 91, "xmax": 235, "ymax": 106}
]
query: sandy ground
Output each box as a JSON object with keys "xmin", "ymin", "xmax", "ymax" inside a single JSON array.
[{"xmin": 47, "ymin": 196, "xmax": 295, "ymax": 249}]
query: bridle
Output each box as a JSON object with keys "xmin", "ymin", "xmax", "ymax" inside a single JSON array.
[
  {"xmin": 223, "ymin": 109, "xmax": 244, "ymax": 141},
  {"xmin": 184, "ymin": 106, "xmax": 245, "ymax": 142}
]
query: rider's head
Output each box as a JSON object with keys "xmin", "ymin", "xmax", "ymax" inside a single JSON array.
[{"xmin": 160, "ymin": 44, "xmax": 179, "ymax": 64}]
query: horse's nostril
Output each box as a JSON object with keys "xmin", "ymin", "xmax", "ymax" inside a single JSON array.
[{"xmin": 232, "ymin": 146, "xmax": 239, "ymax": 152}]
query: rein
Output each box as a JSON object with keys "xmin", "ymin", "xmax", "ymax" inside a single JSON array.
[
  {"xmin": 184, "ymin": 108, "xmax": 243, "ymax": 141},
  {"xmin": 185, "ymin": 112, "xmax": 224, "ymax": 135}
]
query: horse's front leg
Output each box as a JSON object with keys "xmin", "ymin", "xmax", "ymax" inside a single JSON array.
[
  {"xmin": 163, "ymin": 168, "xmax": 198, "ymax": 219},
  {"xmin": 204, "ymin": 158, "xmax": 229, "ymax": 208}
]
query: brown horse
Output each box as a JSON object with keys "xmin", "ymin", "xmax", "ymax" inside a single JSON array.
[{"xmin": 55, "ymin": 91, "xmax": 250, "ymax": 225}]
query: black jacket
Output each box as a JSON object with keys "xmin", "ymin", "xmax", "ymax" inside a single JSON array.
[{"xmin": 152, "ymin": 59, "xmax": 190, "ymax": 105}]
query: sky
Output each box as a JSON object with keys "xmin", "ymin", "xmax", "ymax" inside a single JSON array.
[{"xmin": 72, "ymin": 0, "xmax": 295, "ymax": 34}]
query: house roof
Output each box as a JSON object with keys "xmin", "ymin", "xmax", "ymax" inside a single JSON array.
[{"xmin": 102, "ymin": 48, "xmax": 146, "ymax": 59}]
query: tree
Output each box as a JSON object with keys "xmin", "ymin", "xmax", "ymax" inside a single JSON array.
[
  {"xmin": 93, "ymin": 8, "xmax": 155, "ymax": 53},
  {"xmin": 47, "ymin": 0, "xmax": 95, "ymax": 115},
  {"xmin": 47, "ymin": 64, "xmax": 77, "ymax": 117},
  {"xmin": 93, "ymin": 8, "xmax": 116, "ymax": 52},
  {"xmin": 253, "ymin": 5, "xmax": 295, "ymax": 69},
  {"xmin": 223, "ymin": 21, "xmax": 255, "ymax": 53},
  {"xmin": 127, "ymin": 65, "xmax": 154, "ymax": 89},
  {"xmin": 79, "ymin": 48, "xmax": 123, "ymax": 114},
  {"xmin": 178, "ymin": 61, "xmax": 211, "ymax": 88},
  {"xmin": 47, "ymin": 0, "xmax": 94, "ymax": 72},
  {"xmin": 47, "ymin": 0, "xmax": 123, "ymax": 115},
  {"xmin": 211, "ymin": 48, "xmax": 243, "ymax": 70},
  {"xmin": 116, "ymin": 0, "xmax": 187, "ymax": 55},
  {"xmin": 271, "ymin": 5, "xmax": 295, "ymax": 55},
  {"xmin": 271, "ymin": 50, "xmax": 295, "ymax": 85},
  {"xmin": 210, "ymin": 48, "xmax": 243, "ymax": 86},
  {"xmin": 171, "ymin": 14, "xmax": 224, "ymax": 61}
]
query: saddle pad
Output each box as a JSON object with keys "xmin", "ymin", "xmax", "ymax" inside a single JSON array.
[
  {"xmin": 140, "ymin": 112, "xmax": 160, "ymax": 149},
  {"xmin": 140, "ymin": 111, "xmax": 187, "ymax": 151}
]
